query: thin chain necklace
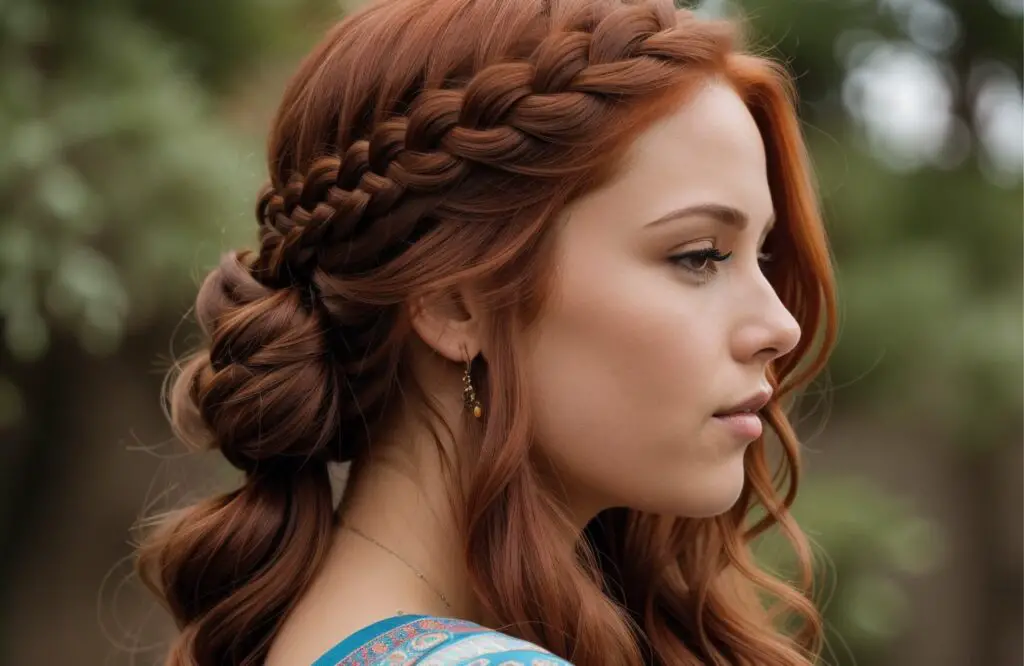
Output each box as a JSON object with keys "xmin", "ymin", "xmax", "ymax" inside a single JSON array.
[{"xmin": 343, "ymin": 524, "xmax": 453, "ymax": 611}]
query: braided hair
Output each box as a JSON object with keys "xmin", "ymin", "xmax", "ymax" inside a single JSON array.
[{"xmin": 135, "ymin": 1, "xmax": 836, "ymax": 665}]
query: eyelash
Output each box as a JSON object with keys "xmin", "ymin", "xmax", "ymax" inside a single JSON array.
[{"xmin": 670, "ymin": 247, "xmax": 734, "ymax": 281}]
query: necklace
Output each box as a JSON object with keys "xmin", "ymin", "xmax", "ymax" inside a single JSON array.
[{"xmin": 343, "ymin": 524, "xmax": 453, "ymax": 611}]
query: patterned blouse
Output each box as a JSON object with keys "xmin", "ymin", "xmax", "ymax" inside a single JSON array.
[{"xmin": 312, "ymin": 614, "xmax": 574, "ymax": 665}]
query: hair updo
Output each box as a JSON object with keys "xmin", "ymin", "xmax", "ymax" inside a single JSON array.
[{"xmin": 135, "ymin": 1, "xmax": 837, "ymax": 665}]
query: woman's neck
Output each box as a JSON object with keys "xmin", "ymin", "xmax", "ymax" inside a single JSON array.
[{"xmin": 335, "ymin": 421, "xmax": 485, "ymax": 622}]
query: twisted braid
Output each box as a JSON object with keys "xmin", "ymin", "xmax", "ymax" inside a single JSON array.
[{"xmin": 254, "ymin": 2, "xmax": 728, "ymax": 285}]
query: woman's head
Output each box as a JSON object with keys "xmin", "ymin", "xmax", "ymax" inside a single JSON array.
[{"xmin": 137, "ymin": 1, "xmax": 836, "ymax": 664}]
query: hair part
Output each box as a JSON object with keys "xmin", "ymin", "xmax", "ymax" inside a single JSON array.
[{"xmin": 135, "ymin": 1, "xmax": 837, "ymax": 665}]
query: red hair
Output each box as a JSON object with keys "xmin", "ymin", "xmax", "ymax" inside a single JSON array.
[{"xmin": 135, "ymin": 1, "xmax": 837, "ymax": 665}]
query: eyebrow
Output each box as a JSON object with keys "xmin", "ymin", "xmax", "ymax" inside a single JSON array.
[{"xmin": 644, "ymin": 203, "xmax": 776, "ymax": 233}]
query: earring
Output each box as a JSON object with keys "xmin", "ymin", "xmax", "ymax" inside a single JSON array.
[{"xmin": 462, "ymin": 355, "xmax": 483, "ymax": 419}]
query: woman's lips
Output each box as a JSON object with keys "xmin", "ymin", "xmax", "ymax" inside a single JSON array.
[{"xmin": 712, "ymin": 412, "xmax": 763, "ymax": 440}]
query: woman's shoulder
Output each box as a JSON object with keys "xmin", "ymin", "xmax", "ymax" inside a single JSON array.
[{"xmin": 312, "ymin": 613, "xmax": 574, "ymax": 665}]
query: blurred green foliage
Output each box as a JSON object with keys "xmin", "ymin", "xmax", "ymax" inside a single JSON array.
[
  {"xmin": 756, "ymin": 475, "xmax": 946, "ymax": 663},
  {"xmin": 1, "ymin": 0, "xmax": 1021, "ymax": 664},
  {"xmin": 0, "ymin": 0, "xmax": 332, "ymax": 364}
]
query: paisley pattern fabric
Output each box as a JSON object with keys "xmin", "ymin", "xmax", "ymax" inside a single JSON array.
[{"xmin": 311, "ymin": 614, "xmax": 574, "ymax": 666}]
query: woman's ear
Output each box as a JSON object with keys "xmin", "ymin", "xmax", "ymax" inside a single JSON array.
[{"xmin": 407, "ymin": 286, "xmax": 484, "ymax": 363}]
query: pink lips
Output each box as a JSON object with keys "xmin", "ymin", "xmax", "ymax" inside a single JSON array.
[
  {"xmin": 712, "ymin": 412, "xmax": 764, "ymax": 440},
  {"xmin": 712, "ymin": 390, "xmax": 772, "ymax": 441}
]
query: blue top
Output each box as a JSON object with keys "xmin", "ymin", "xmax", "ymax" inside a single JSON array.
[{"xmin": 311, "ymin": 613, "xmax": 574, "ymax": 665}]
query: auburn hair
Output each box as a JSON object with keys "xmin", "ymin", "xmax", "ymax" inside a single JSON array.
[{"xmin": 135, "ymin": 1, "xmax": 837, "ymax": 665}]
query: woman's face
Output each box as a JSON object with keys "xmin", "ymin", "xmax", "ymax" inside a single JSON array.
[{"xmin": 523, "ymin": 81, "xmax": 801, "ymax": 521}]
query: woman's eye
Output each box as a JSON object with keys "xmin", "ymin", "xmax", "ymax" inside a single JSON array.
[{"xmin": 669, "ymin": 248, "xmax": 733, "ymax": 281}]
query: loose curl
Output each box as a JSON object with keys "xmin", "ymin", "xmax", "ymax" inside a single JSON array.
[{"xmin": 135, "ymin": 1, "xmax": 837, "ymax": 665}]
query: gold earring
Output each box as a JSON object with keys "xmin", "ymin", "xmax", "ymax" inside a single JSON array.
[{"xmin": 462, "ymin": 355, "xmax": 482, "ymax": 419}]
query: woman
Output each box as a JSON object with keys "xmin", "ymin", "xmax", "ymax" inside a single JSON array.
[{"xmin": 136, "ymin": 0, "xmax": 837, "ymax": 664}]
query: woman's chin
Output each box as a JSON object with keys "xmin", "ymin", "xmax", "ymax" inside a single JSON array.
[
  {"xmin": 626, "ymin": 465, "xmax": 747, "ymax": 519},
  {"xmin": 680, "ymin": 486, "xmax": 746, "ymax": 518}
]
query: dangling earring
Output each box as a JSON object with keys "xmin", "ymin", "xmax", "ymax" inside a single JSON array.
[{"xmin": 462, "ymin": 354, "xmax": 483, "ymax": 419}]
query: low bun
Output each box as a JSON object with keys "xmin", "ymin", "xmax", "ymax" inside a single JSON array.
[{"xmin": 184, "ymin": 251, "xmax": 345, "ymax": 474}]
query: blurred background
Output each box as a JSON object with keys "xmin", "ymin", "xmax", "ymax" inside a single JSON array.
[{"xmin": 0, "ymin": 0, "xmax": 1020, "ymax": 664}]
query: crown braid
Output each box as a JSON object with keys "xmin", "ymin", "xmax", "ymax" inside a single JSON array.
[{"xmin": 252, "ymin": 3, "xmax": 727, "ymax": 286}]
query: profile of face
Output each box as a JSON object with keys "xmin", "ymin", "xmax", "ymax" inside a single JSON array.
[{"xmin": 523, "ymin": 80, "xmax": 802, "ymax": 520}]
